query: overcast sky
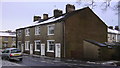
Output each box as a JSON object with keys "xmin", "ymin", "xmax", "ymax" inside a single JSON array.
[{"xmin": 0, "ymin": 0, "xmax": 119, "ymax": 31}]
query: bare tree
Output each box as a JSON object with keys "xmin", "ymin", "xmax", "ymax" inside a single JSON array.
[
  {"xmin": 76, "ymin": 0, "xmax": 96, "ymax": 9},
  {"xmin": 76, "ymin": 0, "xmax": 119, "ymax": 14}
]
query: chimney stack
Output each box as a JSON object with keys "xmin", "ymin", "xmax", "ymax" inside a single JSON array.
[
  {"xmin": 33, "ymin": 16, "xmax": 41, "ymax": 22},
  {"xmin": 66, "ymin": 4, "xmax": 75, "ymax": 13},
  {"xmin": 115, "ymin": 26, "xmax": 119, "ymax": 30},
  {"xmin": 54, "ymin": 9, "xmax": 63, "ymax": 17},
  {"xmin": 43, "ymin": 14, "xmax": 48, "ymax": 20},
  {"xmin": 108, "ymin": 26, "xmax": 113, "ymax": 29}
]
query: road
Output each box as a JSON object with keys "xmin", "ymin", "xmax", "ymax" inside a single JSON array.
[
  {"xmin": 1, "ymin": 55, "xmax": 120, "ymax": 68},
  {"xmin": 1, "ymin": 55, "xmax": 72, "ymax": 68}
]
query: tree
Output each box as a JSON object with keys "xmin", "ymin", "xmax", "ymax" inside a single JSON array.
[{"xmin": 76, "ymin": 0, "xmax": 120, "ymax": 14}]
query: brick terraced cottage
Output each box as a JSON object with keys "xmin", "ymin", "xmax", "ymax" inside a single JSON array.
[
  {"xmin": 16, "ymin": 4, "xmax": 107, "ymax": 59},
  {"xmin": 0, "ymin": 31, "xmax": 16, "ymax": 49}
]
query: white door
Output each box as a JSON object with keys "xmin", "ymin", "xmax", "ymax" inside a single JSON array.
[
  {"xmin": 55, "ymin": 43, "xmax": 61, "ymax": 58},
  {"xmin": 30, "ymin": 44, "xmax": 33, "ymax": 55},
  {"xmin": 41, "ymin": 44, "xmax": 45, "ymax": 56}
]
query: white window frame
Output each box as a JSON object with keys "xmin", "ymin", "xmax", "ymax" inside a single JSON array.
[
  {"xmin": 25, "ymin": 28, "xmax": 30, "ymax": 36},
  {"xmin": 12, "ymin": 37, "xmax": 16, "ymax": 41},
  {"xmin": 17, "ymin": 41, "xmax": 21, "ymax": 49},
  {"xmin": 4, "ymin": 37, "xmax": 8, "ymax": 42},
  {"xmin": 35, "ymin": 26, "xmax": 40, "ymax": 35},
  {"xmin": 47, "ymin": 40, "xmax": 55, "ymax": 52},
  {"xmin": 47, "ymin": 24, "xmax": 55, "ymax": 35},
  {"xmin": 12, "ymin": 42, "xmax": 16, "ymax": 47},
  {"xmin": 25, "ymin": 41, "xmax": 30, "ymax": 50},
  {"xmin": 34, "ymin": 40, "xmax": 41, "ymax": 51},
  {"xmin": 3, "ymin": 43, "xmax": 8, "ymax": 47},
  {"xmin": 17, "ymin": 30, "xmax": 21, "ymax": 37}
]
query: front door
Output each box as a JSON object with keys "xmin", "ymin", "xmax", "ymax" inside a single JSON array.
[
  {"xmin": 30, "ymin": 44, "xmax": 33, "ymax": 55},
  {"xmin": 55, "ymin": 43, "xmax": 61, "ymax": 58},
  {"xmin": 41, "ymin": 44, "xmax": 45, "ymax": 56}
]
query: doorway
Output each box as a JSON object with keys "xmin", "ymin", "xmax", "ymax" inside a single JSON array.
[{"xmin": 55, "ymin": 43, "xmax": 61, "ymax": 58}]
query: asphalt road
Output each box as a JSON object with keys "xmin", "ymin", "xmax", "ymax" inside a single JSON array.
[
  {"xmin": 1, "ymin": 55, "xmax": 120, "ymax": 68},
  {"xmin": 1, "ymin": 55, "xmax": 71, "ymax": 68}
]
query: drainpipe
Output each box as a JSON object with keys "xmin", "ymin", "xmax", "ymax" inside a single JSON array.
[
  {"xmin": 16, "ymin": 30, "xmax": 18, "ymax": 48},
  {"xmin": 63, "ymin": 21, "xmax": 66, "ymax": 58},
  {"xmin": 116, "ymin": 34, "xmax": 118, "ymax": 42}
]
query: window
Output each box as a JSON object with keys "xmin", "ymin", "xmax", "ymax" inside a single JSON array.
[
  {"xmin": 25, "ymin": 41, "xmax": 30, "ymax": 50},
  {"xmin": 18, "ymin": 41, "xmax": 21, "ymax": 49},
  {"xmin": 48, "ymin": 24, "xmax": 55, "ymax": 35},
  {"xmin": 3, "ymin": 43, "xmax": 8, "ymax": 47},
  {"xmin": 47, "ymin": 40, "xmax": 55, "ymax": 52},
  {"xmin": 17, "ymin": 30, "xmax": 22, "ymax": 37},
  {"xmin": 12, "ymin": 42, "xmax": 16, "ymax": 47},
  {"xmin": 34, "ymin": 40, "xmax": 40, "ymax": 51},
  {"xmin": 25, "ymin": 28, "xmax": 30, "ymax": 36},
  {"xmin": 4, "ymin": 37, "xmax": 8, "ymax": 41},
  {"xmin": 35, "ymin": 26, "xmax": 40, "ymax": 35},
  {"xmin": 12, "ymin": 37, "xmax": 16, "ymax": 41}
]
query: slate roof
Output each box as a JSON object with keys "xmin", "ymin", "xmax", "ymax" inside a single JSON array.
[
  {"xmin": 84, "ymin": 39, "xmax": 107, "ymax": 47},
  {"xmin": 16, "ymin": 14, "xmax": 65, "ymax": 30},
  {"xmin": 16, "ymin": 7, "xmax": 106, "ymax": 30},
  {"xmin": 108, "ymin": 28, "xmax": 120, "ymax": 34},
  {"xmin": 0, "ymin": 32, "xmax": 16, "ymax": 37},
  {"xmin": 16, "ymin": 7, "xmax": 92, "ymax": 30}
]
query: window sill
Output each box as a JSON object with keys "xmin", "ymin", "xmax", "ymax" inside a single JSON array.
[
  {"xmin": 25, "ymin": 49, "xmax": 29, "ymax": 50},
  {"xmin": 3, "ymin": 41, "xmax": 8, "ymax": 42},
  {"xmin": 48, "ymin": 34, "xmax": 54, "ymax": 36},
  {"xmin": 25, "ymin": 35, "xmax": 30, "ymax": 36},
  {"xmin": 35, "ymin": 50, "xmax": 40, "ymax": 51},
  {"xmin": 47, "ymin": 50, "xmax": 54, "ymax": 53},
  {"xmin": 35, "ymin": 34, "xmax": 40, "ymax": 36}
]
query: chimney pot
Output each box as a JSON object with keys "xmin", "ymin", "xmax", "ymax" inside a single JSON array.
[
  {"xmin": 66, "ymin": 4, "xmax": 75, "ymax": 13},
  {"xmin": 33, "ymin": 16, "xmax": 41, "ymax": 22},
  {"xmin": 53, "ymin": 9, "xmax": 63, "ymax": 17},
  {"xmin": 43, "ymin": 14, "xmax": 48, "ymax": 20},
  {"xmin": 115, "ymin": 26, "xmax": 119, "ymax": 30},
  {"xmin": 108, "ymin": 26, "xmax": 113, "ymax": 29}
]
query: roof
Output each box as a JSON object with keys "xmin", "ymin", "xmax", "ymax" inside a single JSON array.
[
  {"xmin": 108, "ymin": 28, "xmax": 120, "ymax": 34},
  {"xmin": 104, "ymin": 42, "xmax": 120, "ymax": 48},
  {"xmin": 0, "ymin": 32, "xmax": 16, "ymax": 37},
  {"xmin": 16, "ymin": 7, "xmax": 106, "ymax": 30},
  {"xmin": 16, "ymin": 7, "xmax": 91, "ymax": 30},
  {"xmin": 84, "ymin": 39, "xmax": 107, "ymax": 47},
  {"xmin": 16, "ymin": 15, "xmax": 65, "ymax": 29}
]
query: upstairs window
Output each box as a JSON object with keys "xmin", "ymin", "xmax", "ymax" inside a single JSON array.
[
  {"xmin": 17, "ymin": 41, "xmax": 21, "ymax": 49},
  {"xmin": 35, "ymin": 26, "xmax": 40, "ymax": 35},
  {"xmin": 25, "ymin": 28, "xmax": 30, "ymax": 36},
  {"xmin": 4, "ymin": 37, "xmax": 8, "ymax": 41},
  {"xmin": 17, "ymin": 30, "xmax": 21, "ymax": 37},
  {"xmin": 48, "ymin": 24, "xmax": 55, "ymax": 35},
  {"xmin": 12, "ymin": 37, "xmax": 16, "ymax": 41}
]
